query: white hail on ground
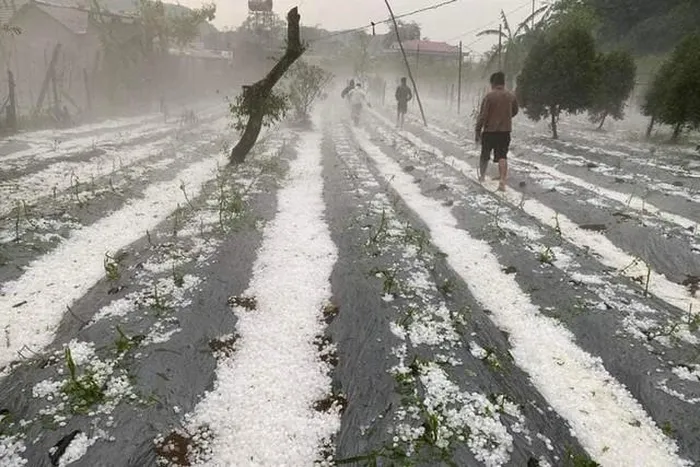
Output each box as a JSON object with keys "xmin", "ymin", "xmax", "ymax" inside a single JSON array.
[
  {"xmin": 353, "ymin": 127, "xmax": 689, "ymax": 467},
  {"xmin": 186, "ymin": 129, "xmax": 340, "ymax": 466}
]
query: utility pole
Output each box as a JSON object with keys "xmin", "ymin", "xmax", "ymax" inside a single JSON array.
[
  {"xmin": 7, "ymin": 70, "xmax": 17, "ymax": 131},
  {"xmin": 498, "ymin": 23, "xmax": 503, "ymax": 71},
  {"xmin": 532, "ymin": 0, "xmax": 536, "ymax": 29},
  {"xmin": 457, "ymin": 41, "xmax": 463, "ymax": 115},
  {"xmin": 384, "ymin": 0, "xmax": 427, "ymax": 126}
]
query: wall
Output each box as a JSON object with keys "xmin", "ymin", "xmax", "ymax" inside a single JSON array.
[{"xmin": 3, "ymin": 5, "xmax": 98, "ymax": 116}]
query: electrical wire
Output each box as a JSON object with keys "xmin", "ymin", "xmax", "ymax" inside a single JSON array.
[
  {"xmin": 308, "ymin": 0, "xmax": 459, "ymax": 43},
  {"xmin": 446, "ymin": 0, "xmax": 534, "ymax": 42}
]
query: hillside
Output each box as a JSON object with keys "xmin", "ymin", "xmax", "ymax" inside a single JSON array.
[{"xmin": 584, "ymin": 0, "xmax": 700, "ymax": 54}]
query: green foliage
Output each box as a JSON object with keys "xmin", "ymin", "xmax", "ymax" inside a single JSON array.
[
  {"xmin": 169, "ymin": 3, "xmax": 216, "ymax": 48},
  {"xmin": 588, "ymin": 50, "xmax": 637, "ymax": 128},
  {"xmin": 136, "ymin": 0, "xmax": 216, "ymax": 53},
  {"xmin": 383, "ymin": 20, "xmax": 421, "ymax": 47},
  {"xmin": 578, "ymin": 0, "xmax": 700, "ymax": 54},
  {"xmin": 286, "ymin": 60, "xmax": 333, "ymax": 121},
  {"xmin": 227, "ymin": 88, "xmax": 289, "ymax": 133},
  {"xmin": 642, "ymin": 35, "xmax": 700, "ymax": 140},
  {"xmin": 62, "ymin": 348, "xmax": 105, "ymax": 413},
  {"xmin": 517, "ymin": 24, "xmax": 598, "ymax": 138},
  {"xmin": 477, "ymin": 6, "xmax": 551, "ymax": 86}
]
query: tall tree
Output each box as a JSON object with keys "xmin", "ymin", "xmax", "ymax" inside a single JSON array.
[
  {"xmin": 588, "ymin": 50, "xmax": 636, "ymax": 129},
  {"xmin": 516, "ymin": 24, "xmax": 598, "ymax": 139},
  {"xmin": 642, "ymin": 34, "xmax": 700, "ymax": 141}
]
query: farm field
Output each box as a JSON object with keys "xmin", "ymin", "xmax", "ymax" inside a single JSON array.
[{"xmin": 0, "ymin": 97, "xmax": 699, "ymax": 467}]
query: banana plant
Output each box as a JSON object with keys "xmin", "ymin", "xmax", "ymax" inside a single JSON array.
[{"xmin": 477, "ymin": 5, "xmax": 551, "ymax": 88}]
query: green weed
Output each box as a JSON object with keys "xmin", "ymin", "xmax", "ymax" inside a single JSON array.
[
  {"xmin": 62, "ymin": 348, "xmax": 105, "ymax": 414},
  {"xmin": 172, "ymin": 264, "xmax": 185, "ymax": 288},
  {"xmin": 539, "ymin": 247, "xmax": 555, "ymax": 265},
  {"xmin": 114, "ymin": 325, "xmax": 143, "ymax": 354},
  {"xmin": 104, "ymin": 252, "xmax": 122, "ymax": 282}
]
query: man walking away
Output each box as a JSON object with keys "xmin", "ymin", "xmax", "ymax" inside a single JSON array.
[
  {"xmin": 395, "ymin": 77, "xmax": 413, "ymax": 129},
  {"xmin": 475, "ymin": 71, "xmax": 519, "ymax": 192}
]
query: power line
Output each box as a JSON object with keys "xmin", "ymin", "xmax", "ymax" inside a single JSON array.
[
  {"xmin": 309, "ymin": 0, "xmax": 459, "ymax": 43},
  {"xmin": 447, "ymin": 0, "xmax": 533, "ymax": 42}
]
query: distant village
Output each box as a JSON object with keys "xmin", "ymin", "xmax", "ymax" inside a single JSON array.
[{"xmin": 0, "ymin": 0, "xmax": 467, "ymax": 133}]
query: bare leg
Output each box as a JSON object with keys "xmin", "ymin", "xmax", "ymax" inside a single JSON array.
[
  {"xmin": 479, "ymin": 143, "xmax": 489, "ymax": 182},
  {"xmin": 498, "ymin": 158, "xmax": 508, "ymax": 191}
]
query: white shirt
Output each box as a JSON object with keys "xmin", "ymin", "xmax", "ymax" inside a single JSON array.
[{"xmin": 348, "ymin": 88, "xmax": 367, "ymax": 106}]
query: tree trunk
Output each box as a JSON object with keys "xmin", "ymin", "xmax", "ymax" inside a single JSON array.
[
  {"xmin": 550, "ymin": 108, "xmax": 559, "ymax": 140},
  {"xmin": 646, "ymin": 115, "xmax": 655, "ymax": 139},
  {"xmin": 672, "ymin": 122, "xmax": 683, "ymax": 142},
  {"xmin": 597, "ymin": 112, "xmax": 607, "ymax": 130},
  {"xmin": 230, "ymin": 7, "xmax": 303, "ymax": 164}
]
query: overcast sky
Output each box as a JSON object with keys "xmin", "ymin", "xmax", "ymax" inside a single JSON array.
[{"xmin": 177, "ymin": 0, "xmax": 540, "ymax": 54}]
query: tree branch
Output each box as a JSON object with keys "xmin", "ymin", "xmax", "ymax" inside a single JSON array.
[{"xmin": 229, "ymin": 7, "xmax": 303, "ymax": 164}]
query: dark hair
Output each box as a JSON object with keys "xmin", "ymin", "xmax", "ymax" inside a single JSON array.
[
  {"xmin": 401, "ymin": 77, "xmax": 407, "ymax": 83},
  {"xmin": 490, "ymin": 72, "xmax": 505, "ymax": 86}
]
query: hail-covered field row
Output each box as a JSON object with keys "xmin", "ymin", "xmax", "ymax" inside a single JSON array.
[{"xmin": 0, "ymin": 98, "xmax": 698, "ymax": 467}]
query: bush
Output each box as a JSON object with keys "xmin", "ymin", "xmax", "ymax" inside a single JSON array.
[{"xmin": 286, "ymin": 60, "xmax": 333, "ymax": 123}]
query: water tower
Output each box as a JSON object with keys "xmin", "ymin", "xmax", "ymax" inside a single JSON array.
[{"xmin": 247, "ymin": 0, "xmax": 275, "ymax": 31}]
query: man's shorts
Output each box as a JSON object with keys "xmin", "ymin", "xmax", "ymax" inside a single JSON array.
[
  {"xmin": 481, "ymin": 132, "xmax": 511, "ymax": 162},
  {"xmin": 397, "ymin": 101, "xmax": 408, "ymax": 114}
]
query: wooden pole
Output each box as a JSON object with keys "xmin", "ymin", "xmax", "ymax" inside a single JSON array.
[
  {"xmin": 384, "ymin": 0, "xmax": 427, "ymax": 126},
  {"xmin": 457, "ymin": 40, "xmax": 463, "ymax": 114},
  {"xmin": 7, "ymin": 69, "xmax": 17, "ymax": 130},
  {"xmin": 532, "ymin": 0, "xmax": 536, "ymax": 29},
  {"xmin": 33, "ymin": 43, "xmax": 62, "ymax": 116},
  {"xmin": 498, "ymin": 23, "xmax": 503, "ymax": 71},
  {"xmin": 83, "ymin": 68, "xmax": 92, "ymax": 114},
  {"xmin": 51, "ymin": 69, "xmax": 60, "ymax": 113}
]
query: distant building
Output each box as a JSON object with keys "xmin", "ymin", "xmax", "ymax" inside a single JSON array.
[
  {"xmin": 389, "ymin": 40, "xmax": 460, "ymax": 59},
  {"xmin": 0, "ymin": 0, "xmax": 138, "ymax": 115}
]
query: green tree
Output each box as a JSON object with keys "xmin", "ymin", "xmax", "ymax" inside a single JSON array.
[
  {"xmin": 642, "ymin": 34, "xmax": 700, "ymax": 141},
  {"xmin": 588, "ymin": 50, "xmax": 636, "ymax": 129},
  {"xmin": 382, "ymin": 20, "xmax": 420, "ymax": 47},
  {"xmin": 286, "ymin": 60, "xmax": 333, "ymax": 124},
  {"xmin": 516, "ymin": 24, "xmax": 598, "ymax": 139},
  {"xmin": 168, "ymin": 3, "xmax": 216, "ymax": 48}
]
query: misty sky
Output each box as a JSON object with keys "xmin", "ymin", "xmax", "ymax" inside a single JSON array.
[{"xmin": 178, "ymin": 0, "xmax": 539, "ymax": 54}]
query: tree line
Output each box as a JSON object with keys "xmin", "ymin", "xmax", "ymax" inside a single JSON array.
[{"xmin": 512, "ymin": 2, "xmax": 700, "ymax": 141}]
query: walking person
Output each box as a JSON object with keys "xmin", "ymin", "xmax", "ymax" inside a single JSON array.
[
  {"xmin": 475, "ymin": 71, "xmax": 519, "ymax": 192},
  {"xmin": 395, "ymin": 77, "xmax": 413, "ymax": 129},
  {"xmin": 348, "ymin": 82, "xmax": 369, "ymax": 126},
  {"xmin": 341, "ymin": 79, "xmax": 355, "ymax": 99}
]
